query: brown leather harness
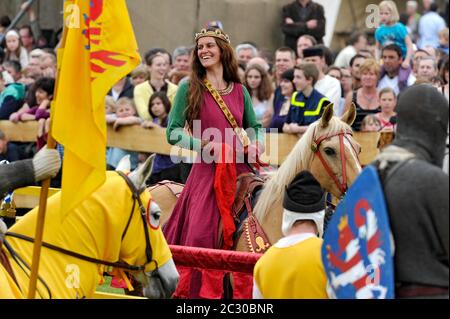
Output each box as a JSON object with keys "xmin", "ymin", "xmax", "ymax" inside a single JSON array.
[
  {"xmin": 235, "ymin": 128, "xmax": 360, "ymax": 253},
  {"xmin": 231, "ymin": 173, "xmax": 272, "ymax": 253},
  {"xmin": 311, "ymin": 127, "xmax": 360, "ymax": 196}
]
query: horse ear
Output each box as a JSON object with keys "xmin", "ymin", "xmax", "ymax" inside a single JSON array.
[
  {"xmin": 340, "ymin": 102, "xmax": 357, "ymax": 126},
  {"xmin": 320, "ymin": 103, "xmax": 334, "ymax": 128},
  {"xmin": 115, "ymin": 155, "xmax": 131, "ymax": 172},
  {"xmin": 128, "ymin": 154, "xmax": 155, "ymax": 189}
]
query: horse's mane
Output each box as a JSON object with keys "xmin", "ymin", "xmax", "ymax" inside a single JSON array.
[{"xmin": 254, "ymin": 117, "xmax": 351, "ymax": 221}]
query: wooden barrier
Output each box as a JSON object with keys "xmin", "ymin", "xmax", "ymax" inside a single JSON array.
[
  {"xmin": 13, "ymin": 186, "xmax": 60, "ymax": 209},
  {"xmin": 0, "ymin": 121, "xmax": 388, "ymax": 166},
  {"xmin": 0, "ymin": 121, "xmax": 39, "ymax": 143}
]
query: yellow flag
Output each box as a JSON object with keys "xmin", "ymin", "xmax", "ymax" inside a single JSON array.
[{"xmin": 52, "ymin": 0, "xmax": 141, "ymax": 217}]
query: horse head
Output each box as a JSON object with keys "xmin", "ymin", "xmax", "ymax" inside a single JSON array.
[
  {"xmin": 308, "ymin": 103, "xmax": 361, "ymax": 198},
  {"xmin": 250, "ymin": 103, "xmax": 361, "ymax": 245},
  {"xmin": 119, "ymin": 155, "xmax": 179, "ymax": 298}
]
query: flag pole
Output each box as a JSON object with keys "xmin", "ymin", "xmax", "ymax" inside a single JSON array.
[{"xmin": 27, "ymin": 1, "xmax": 70, "ymax": 299}]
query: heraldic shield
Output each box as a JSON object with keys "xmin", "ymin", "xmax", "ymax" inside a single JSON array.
[{"xmin": 322, "ymin": 165, "xmax": 394, "ymax": 299}]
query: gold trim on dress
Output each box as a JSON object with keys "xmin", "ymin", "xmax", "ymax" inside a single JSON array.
[{"xmin": 217, "ymin": 82, "xmax": 234, "ymax": 96}]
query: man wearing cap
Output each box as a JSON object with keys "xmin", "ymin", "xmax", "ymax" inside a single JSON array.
[
  {"xmin": 373, "ymin": 84, "xmax": 448, "ymax": 298},
  {"xmin": 253, "ymin": 170, "xmax": 328, "ymax": 299},
  {"xmin": 303, "ymin": 46, "xmax": 342, "ymax": 113}
]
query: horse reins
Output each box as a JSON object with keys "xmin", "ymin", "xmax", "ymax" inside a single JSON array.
[
  {"xmin": 311, "ymin": 127, "xmax": 360, "ymax": 197},
  {"xmin": 4, "ymin": 171, "xmax": 159, "ymax": 297}
]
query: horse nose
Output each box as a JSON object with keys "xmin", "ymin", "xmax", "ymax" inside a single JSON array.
[
  {"xmin": 154, "ymin": 258, "xmax": 179, "ymax": 298},
  {"xmin": 165, "ymin": 274, "xmax": 179, "ymax": 298}
]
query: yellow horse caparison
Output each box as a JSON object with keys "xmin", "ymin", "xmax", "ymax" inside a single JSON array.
[{"xmin": 0, "ymin": 155, "xmax": 179, "ymax": 299}]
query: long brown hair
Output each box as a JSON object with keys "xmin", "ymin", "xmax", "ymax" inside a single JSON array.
[
  {"xmin": 244, "ymin": 64, "xmax": 273, "ymax": 102},
  {"xmin": 186, "ymin": 28, "xmax": 241, "ymax": 130}
]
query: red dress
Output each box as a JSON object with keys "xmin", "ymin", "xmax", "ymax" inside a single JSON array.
[{"xmin": 163, "ymin": 83, "xmax": 252, "ymax": 298}]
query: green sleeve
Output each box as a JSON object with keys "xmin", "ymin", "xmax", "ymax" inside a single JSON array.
[
  {"xmin": 242, "ymin": 85, "xmax": 265, "ymax": 147},
  {"xmin": 166, "ymin": 81, "xmax": 202, "ymax": 151}
]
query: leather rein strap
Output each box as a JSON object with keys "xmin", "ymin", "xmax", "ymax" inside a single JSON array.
[
  {"xmin": 311, "ymin": 127, "xmax": 360, "ymax": 196},
  {"xmin": 5, "ymin": 232, "xmax": 146, "ymax": 271}
]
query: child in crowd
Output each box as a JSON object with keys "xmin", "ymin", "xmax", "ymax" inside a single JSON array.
[
  {"xmin": 438, "ymin": 28, "xmax": 449, "ymax": 55},
  {"xmin": 283, "ymin": 63, "xmax": 330, "ymax": 135},
  {"xmin": 4, "ymin": 30, "xmax": 29, "ymax": 69},
  {"xmin": 130, "ymin": 65, "xmax": 150, "ymax": 87},
  {"xmin": 141, "ymin": 92, "xmax": 184, "ymax": 185},
  {"xmin": 375, "ymin": 1, "xmax": 414, "ymax": 69},
  {"xmin": 360, "ymin": 114, "xmax": 381, "ymax": 132},
  {"xmin": 9, "ymin": 77, "xmax": 55, "ymax": 149},
  {"xmin": 105, "ymin": 95, "xmax": 117, "ymax": 124},
  {"xmin": 106, "ymin": 97, "xmax": 142, "ymax": 170},
  {"xmin": 376, "ymin": 87, "xmax": 397, "ymax": 131},
  {"xmin": 269, "ymin": 68, "xmax": 295, "ymax": 132},
  {"xmin": 112, "ymin": 97, "xmax": 142, "ymax": 130}
]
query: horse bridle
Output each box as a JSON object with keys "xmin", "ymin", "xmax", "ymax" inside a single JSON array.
[
  {"xmin": 311, "ymin": 127, "xmax": 360, "ymax": 197},
  {"xmin": 4, "ymin": 171, "xmax": 159, "ymax": 297}
]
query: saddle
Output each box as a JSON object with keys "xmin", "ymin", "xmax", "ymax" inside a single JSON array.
[
  {"xmin": 231, "ymin": 173, "xmax": 272, "ymax": 254},
  {"xmin": 232, "ymin": 173, "xmax": 265, "ymax": 223},
  {"xmin": 148, "ymin": 180, "xmax": 184, "ymax": 198}
]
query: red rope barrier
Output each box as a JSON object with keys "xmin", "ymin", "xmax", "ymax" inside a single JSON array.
[{"xmin": 169, "ymin": 245, "xmax": 262, "ymax": 274}]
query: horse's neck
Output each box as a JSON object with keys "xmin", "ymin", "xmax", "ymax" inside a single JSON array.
[
  {"xmin": 253, "ymin": 132, "xmax": 313, "ymax": 245},
  {"xmin": 258, "ymin": 200, "xmax": 284, "ymax": 244}
]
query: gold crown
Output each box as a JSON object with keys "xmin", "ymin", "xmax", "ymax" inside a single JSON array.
[{"xmin": 194, "ymin": 28, "xmax": 231, "ymax": 44}]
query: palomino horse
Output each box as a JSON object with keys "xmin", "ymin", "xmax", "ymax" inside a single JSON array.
[
  {"xmin": 235, "ymin": 103, "xmax": 361, "ymax": 250},
  {"xmin": 151, "ymin": 104, "xmax": 361, "ymax": 249},
  {"xmin": 0, "ymin": 155, "xmax": 179, "ymax": 298}
]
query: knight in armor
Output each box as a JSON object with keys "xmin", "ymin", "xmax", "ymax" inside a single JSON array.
[
  {"xmin": 0, "ymin": 147, "xmax": 61, "ymax": 232},
  {"xmin": 253, "ymin": 170, "xmax": 328, "ymax": 299},
  {"xmin": 373, "ymin": 84, "xmax": 449, "ymax": 298}
]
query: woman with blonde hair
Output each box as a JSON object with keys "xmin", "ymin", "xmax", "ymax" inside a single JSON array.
[
  {"xmin": 244, "ymin": 63, "xmax": 274, "ymax": 127},
  {"xmin": 345, "ymin": 58, "xmax": 381, "ymax": 131}
]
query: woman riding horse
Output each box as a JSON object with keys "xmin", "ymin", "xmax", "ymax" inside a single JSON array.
[{"xmin": 163, "ymin": 27, "xmax": 264, "ymax": 299}]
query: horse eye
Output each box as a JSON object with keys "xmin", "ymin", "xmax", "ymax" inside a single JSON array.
[
  {"xmin": 149, "ymin": 202, "xmax": 161, "ymax": 228},
  {"xmin": 152, "ymin": 210, "xmax": 161, "ymax": 220},
  {"xmin": 324, "ymin": 147, "xmax": 336, "ymax": 156}
]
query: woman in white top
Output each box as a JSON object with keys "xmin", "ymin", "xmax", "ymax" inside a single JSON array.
[{"xmin": 243, "ymin": 63, "xmax": 273, "ymax": 127}]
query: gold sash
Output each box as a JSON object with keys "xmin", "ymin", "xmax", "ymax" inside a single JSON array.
[{"xmin": 204, "ymin": 79, "xmax": 250, "ymax": 148}]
